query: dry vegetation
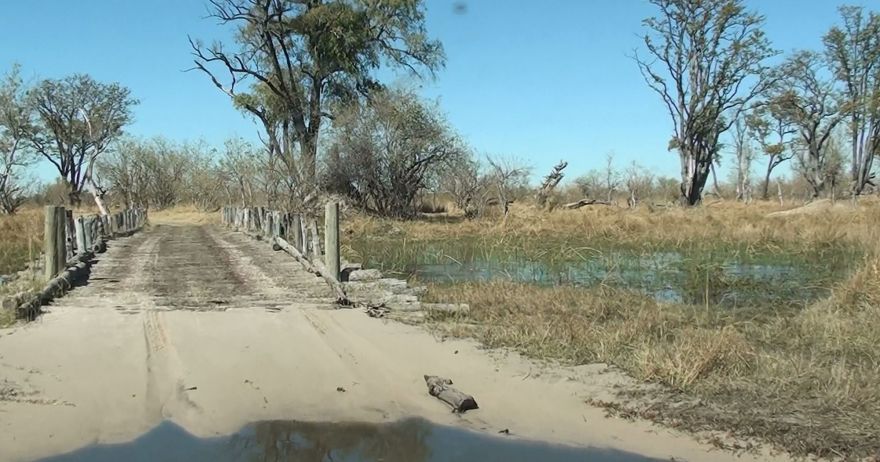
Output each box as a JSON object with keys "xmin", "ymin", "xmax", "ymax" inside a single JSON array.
[
  {"xmin": 148, "ymin": 205, "xmax": 219, "ymax": 225},
  {"xmin": 346, "ymin": 199, "xmax": 880, "ymax": 459},
  {"xmin": 0, "ymin": 208, "xmax": 43, "ymax": 275}
]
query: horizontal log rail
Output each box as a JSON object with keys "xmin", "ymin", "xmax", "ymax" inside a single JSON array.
[
  {"xmin": 221, "ymin": 204, "xmax": 349, "ymax": 305},
  {"xmin": 12, "ymin": 206, "xmax": 149, "ymax": 320}
]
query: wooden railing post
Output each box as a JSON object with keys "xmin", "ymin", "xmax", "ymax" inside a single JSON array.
[
  {"xmin": 74, "ymin": 216, "xmax": 86, "ymax": 255},
  {"xmin": 83, "ymin": 217, "xmax": 94, "ymax": 251},
  {"xmin": 324, "ymin": 202, "xmax": 340, "ymax": 281},
  {"xmin": 44, "ymin": 206, "xmax": 66, "ymax": 279},
  {"xmin": 292, "ymin": 214, "xmax": 303, "ymax": 253},
  {"xmin": 65, "ymin": 210, "xmax": 75, "ymax": 259}
]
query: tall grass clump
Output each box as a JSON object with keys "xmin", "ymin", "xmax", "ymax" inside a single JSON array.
[{"xmin": 0, "ymin": 209, "xmax": 43, "ymax": 275}]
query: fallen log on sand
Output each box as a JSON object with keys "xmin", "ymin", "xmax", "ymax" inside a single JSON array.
[
  {"xmin": 563, "ymin": 198, "xmax": 613, "ymax": 209},
  {"xmin": 272, "ymin": 236, "xmax": 350, "ymax": 306},
  {"xmin": 424, "ymin": 375, "xmax": 479, "ymax": 413}
]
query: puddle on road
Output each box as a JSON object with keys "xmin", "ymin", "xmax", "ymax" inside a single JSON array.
[{"xmin": 37, "ymin": 418, "xmax": 662, "ymax": 462}]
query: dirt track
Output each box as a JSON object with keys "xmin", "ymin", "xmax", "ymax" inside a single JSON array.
[{"xmin": 0, "ymin": 224, "xmax": 790, "ymax": 462}]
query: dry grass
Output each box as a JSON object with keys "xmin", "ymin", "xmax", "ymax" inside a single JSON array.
[
  {"xmin": 0, "ymin": 208, "xmax": 43, "ymax": 276},
  {"xmin": 148, "ymin": 205, "xmax": 219, "ymax": 225},
  {"xmin": 346, "ymin": 199, "xmax": 880, "ymax": 257},
  {"xmin": 346, "ymin": 199, "xmax": 880, "ymax": 459}
]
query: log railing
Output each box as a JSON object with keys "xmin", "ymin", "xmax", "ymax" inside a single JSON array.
[
  {"xmin": 221, "ymin": 203, "xmax": 347, "ymax": 304},
  {"xmin": 9, "ymin": 206, "xmax": 150, "ymax": 320},
  {"xmin": 43, "ymin": 206, "xmax": 148, "ymax": 280}
]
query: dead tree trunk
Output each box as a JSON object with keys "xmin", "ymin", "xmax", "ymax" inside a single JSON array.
[{"xmin": 535, "ymin": 160, "xmax": 567, "ymax": 209}]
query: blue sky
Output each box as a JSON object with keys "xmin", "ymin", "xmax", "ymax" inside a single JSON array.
[{"xmin": 0, "ymin": 0, "xmax": 873, "ymax": 184}]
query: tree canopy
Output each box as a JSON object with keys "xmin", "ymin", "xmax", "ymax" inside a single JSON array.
[{"xmin": 190, "ymin": 0, "xmax": 444, "ymax": 212}]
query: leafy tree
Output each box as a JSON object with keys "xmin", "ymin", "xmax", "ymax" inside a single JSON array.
[
  {"xmin": 824, "ymin": 5, "xmax": 880, "ymax": 196},
  {"xmin": 190, "ymin": 0, "xmax": 444, "ymax": 211},
  {"xmin": 0, "ymin": 65, "xmax": 35, "ymax": 214},
  {"xmin": 746, "ymin": 97, "xmax": 796, "ymax": 200},
  {"xmin": 27, "ymin": 74, "xmax": 137, "ymax": 206},
  {"xmin": 730, "ymin": 116, "xmax": 754, "ymax": 202},
  {"xmin": 636, "ymin": 0, "xmax": 776, "ymax": 205},
  {"xmin": 775, "ymin": 51, "xmax": 845, "ymax": 198},
  {"xmin": 326, "ymin": 89, "xmax": 466, "ymax": 218}
]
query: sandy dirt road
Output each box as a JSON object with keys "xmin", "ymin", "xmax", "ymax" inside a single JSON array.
[{"xmin": 0, "ymin": 224, "xmax": 789, "ymax": 462}]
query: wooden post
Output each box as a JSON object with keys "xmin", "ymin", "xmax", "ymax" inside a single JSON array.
[
  {"xmin": 65, "ymin": 210, "xmax": 75, "ymax": 259},
  {"xmin": 292, "ymin": 214, "xmax": 303, "ymax": 253},
  {"xmin": 324, "ymin": 202, "xmax": 340, "ymax": 281},
  {"xmin": 273, "ymin": 211, "xmax": 282, "ymax": 237},
  {"xmin": 56, "ymin": 208, "xmax": 67, "ymax": 270},
  {"xmin": 74, "ymin": 216, "xmax": 86, "ymax": 255},
  {"xmin": 44, "ymin": 206, "xmax": 65, "ymax": 279},
  {"xmin": 310, "ymin": 218, "xmax": 321, "ymax": 258},
  {"xmin": 83, "ymin": 217, "xmax": 93, "ymax": 251}
]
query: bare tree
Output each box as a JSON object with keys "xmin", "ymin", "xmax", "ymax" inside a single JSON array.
[
  {"xmin": 624, "ymin": 161, "xmax": 654, "ymax": 207},
  {"xmin": 189, "ymin": 0, "xmax": 444, "ymax": 211},
  {"xmin": 574, "ymin": 170, "xmax": 603, "ymax": 199},
  {"xmin": 27, "ymin": 74, "xmax": 136, "ymax": 207},
  {"xmin": 0, "ymin": 65, "xmax": 34, "ymax": 214},
  {"xmin": 824, "ymin": 6, "xmax": 880, "ymax": 196},
  {"xmin": 636, "ymin": 0, "xmax": 775, "ymax": 205},
  {"xmin": 99, "ymin": 138, "xmax": 218, "ymax": 210},
  {"xmin": 486, "ymin": 155, "xmax": 530, "ymax": 218},
  {"xmin": 218, "ymin": 138, "xmax": 265, "ymax": 207},
  {"xmin": 601, "ymin": 152, "xmax": 620, "ymax": 203},
  {"xmin": 535, "ymin": 160, "xmax": 567, "ymax": 209},
  {"xmin": 438, "ymin": 156, "xmax": 490, "ymax": 219},
  {"xmin": 731, "ymin": 116, "xmax": 754, "ymax": 202},
  {"xmin": 776, "ymin": 51, "xmax": 846, "ymax": 199}
]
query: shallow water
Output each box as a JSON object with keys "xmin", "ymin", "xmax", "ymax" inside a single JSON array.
[
  {"xmin": 36, "ymin": 418, "xmax": 662, "ymax": 462},
  {"xmin": 410, "ymin": 254, "xmax": 833, "ymax": 306},
  {"xmin": 349, "ymin": 237, "xmax": 851, "ymax": 306}
]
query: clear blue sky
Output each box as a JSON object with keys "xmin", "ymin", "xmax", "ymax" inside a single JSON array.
[{"xmin": 0, "ymin": 0, "xmax": 873, "ymax": 184}]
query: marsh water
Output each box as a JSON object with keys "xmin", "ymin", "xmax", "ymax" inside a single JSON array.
[
  {"xmin": 348, "ymin": 238, "xmax": 857, "ymax": 307},
  {"xmin": 37, "ymin": 418, "xmax": 662, "ymax": 462}
]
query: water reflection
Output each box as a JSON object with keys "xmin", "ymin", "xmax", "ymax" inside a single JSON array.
[
  {"xmin": 37, "ymin": 417, "xmax": 664, "ymax": 462},
  {"xmin": 410, "ymin": 253, "xmax": 836, "ymax": 307}
]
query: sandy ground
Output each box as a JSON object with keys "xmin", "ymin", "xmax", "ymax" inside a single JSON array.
[{"xmin": 0, "ymin": 224, "xmax": 791, "ymax": 462}]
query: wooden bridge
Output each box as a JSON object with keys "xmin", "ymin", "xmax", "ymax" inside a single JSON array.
[{"xmin": 0, "ymin": 204, "xmax": 762, "ymax": 462}]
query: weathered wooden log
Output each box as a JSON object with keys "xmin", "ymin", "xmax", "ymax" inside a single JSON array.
[
  {"xmin": 424, "ymin": 375, "xmax": 478, "ymax": 413},
  {"xmin": 16, "ymin": 250, "xmax": 95, "ymax": 320},
  {"xmin": 324, "ymin": 202, "xmax": 340, "ymax": 281},
  {"xmin": 309, "ymin": 218, "xmax": 322, "ymax": 259},
  {"xmin": 44, "ymin": 206, "xmax": 65, "ymax": 280},
  {"xmin": 347, "ymin": 268, "xmax": 383, "ymax": 281},
  {"xmin": 563, "ymin": 198, "xmax": 613, "ymax": 209},
  {"xmin": 272, "ymin": 236, "xmax": 349, "ymax": 305},
  {"xmin": 65, "ymin": 209, "xmax": 76, "ymax": 258},
  {"xmin": 74, "ymin": 216, "xmax": 87, "ymax": 255},
  {"xmin": 536, "ymin": 160, "xmax": 567, "ymax": 208}
]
